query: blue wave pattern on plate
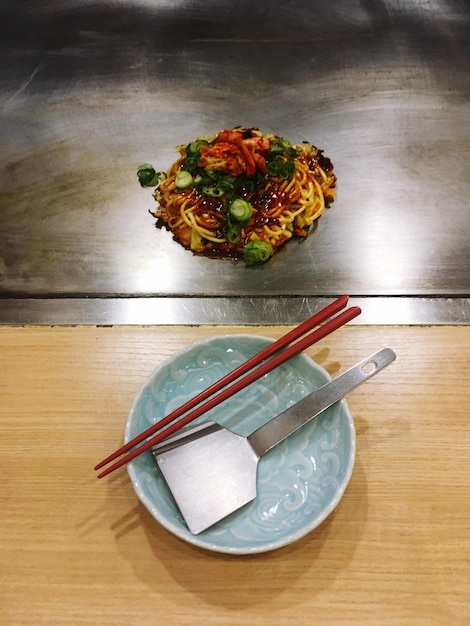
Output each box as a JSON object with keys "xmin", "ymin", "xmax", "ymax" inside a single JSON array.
[{"xmin": 126, "ymin": 335, "xmax": 355, "ymax": 554}]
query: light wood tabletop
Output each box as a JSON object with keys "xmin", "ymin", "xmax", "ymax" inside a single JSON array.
[{"xmin": 1, "ymin": 324, "xmax": 469, "ymax": 625}]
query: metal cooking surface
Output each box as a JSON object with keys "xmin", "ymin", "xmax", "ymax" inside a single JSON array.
[{"xmin": 1, "ymin": 1, "xmax": 469, "ymax": 324}]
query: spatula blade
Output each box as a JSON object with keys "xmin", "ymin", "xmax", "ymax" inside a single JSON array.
[{"xmin": 154, "ymin": 425, "xmax": 259, "ymax": 534}]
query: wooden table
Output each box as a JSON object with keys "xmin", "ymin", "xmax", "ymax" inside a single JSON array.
[{"xmin": 1, "ymin": 325, "xmax": 469, "ymax": 625}]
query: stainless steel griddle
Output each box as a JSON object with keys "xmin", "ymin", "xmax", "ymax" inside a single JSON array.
[{"xmin": 1, "ymin": 1, "xmax": 469, "ymax": 324}]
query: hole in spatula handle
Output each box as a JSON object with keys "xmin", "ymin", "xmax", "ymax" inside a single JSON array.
[{"xmin": 361, "ymin": 359, "xmax": 379, "ymax": 375}]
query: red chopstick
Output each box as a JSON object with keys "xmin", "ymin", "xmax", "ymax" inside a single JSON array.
[
  {"xmin": 95, "ymin": 295, "xmax": 348, "ymax": 473},
  {"xmin": 96, "ymin": 300, "xmax": 360, "ymax": 478}
]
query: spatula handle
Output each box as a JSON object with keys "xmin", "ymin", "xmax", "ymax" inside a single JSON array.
[{"xmin": 247, "ymin": 348, "xmax": 396, "ymax": 458}]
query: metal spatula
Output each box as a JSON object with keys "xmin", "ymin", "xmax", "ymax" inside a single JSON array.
[{"xmin": 152, "ymin": 347, "xmax": 396, "ymax": 534}]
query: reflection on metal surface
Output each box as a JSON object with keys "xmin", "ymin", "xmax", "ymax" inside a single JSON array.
[
  {"xmin": 0, "ymin": 1, "xmax": 469, "ymax": 324},
  {"xmin": 0, "ymin": 297, "xmax": 468, "ymax": 326}
]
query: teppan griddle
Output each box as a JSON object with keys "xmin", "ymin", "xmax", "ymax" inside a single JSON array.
[{"xmin": 1, "ymin": 1, "xmax": 469, "ymax": 324}]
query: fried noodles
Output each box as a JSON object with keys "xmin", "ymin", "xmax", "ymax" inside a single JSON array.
[{"xmin": 140, "ymin": 127, "xmax": 336, "ymax": 265}]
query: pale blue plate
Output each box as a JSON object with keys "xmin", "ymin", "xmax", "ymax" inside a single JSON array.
[{"xmin": 126, "ymin": 334, "xmax": 356, "ymax": 555}]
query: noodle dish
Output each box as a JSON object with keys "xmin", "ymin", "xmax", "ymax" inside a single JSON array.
[{"xmin": 137, "ymin": 127, "xmax": 336, "ymax": 266}]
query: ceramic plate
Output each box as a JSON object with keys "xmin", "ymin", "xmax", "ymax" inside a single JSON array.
[{"xmin": 126, "ymin": 334, "xmax": 355, "ymax": 554}]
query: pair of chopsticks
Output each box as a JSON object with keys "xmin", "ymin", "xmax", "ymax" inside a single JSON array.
[{"xmin": 95, "ymin": 295, "xmax": 360, "ymax": 478}]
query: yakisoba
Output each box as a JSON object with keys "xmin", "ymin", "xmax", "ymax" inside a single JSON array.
[{"xmin": 137, "ymin": 127, "xmax": 336, "ymax": 265}]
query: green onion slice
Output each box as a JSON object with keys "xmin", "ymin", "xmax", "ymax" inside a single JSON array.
[
  {"xmin": 186, "ymin": 139, "xmax": 209, "ymax": 155},
  {"xmin": 242, "ymin": 239, "xmax": 274, "ymax": 266},
  {"xmin": 225, "ymin": 224, "xmax": 242, "ymax": 243},
  {"xmin": 202, "ymin": 186, "xmax": 225, "ymax": 197},
  {"xmin": 137, "ymin": 164, "xmax": 162, "ymax": 187},
  {"xmin": 175, "ymin": 170, "xmax": 194, "ymax": 189},
  {"xmin": 229, "ymin": 198, "xmax": 253, "ymax": 222}
]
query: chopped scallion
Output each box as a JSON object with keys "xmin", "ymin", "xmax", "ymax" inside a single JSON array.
[
  {"xmin": 225, "ymin": 224, "xmax": 242, "ymax": 243},
  {"xmin": 266, "ymin": 156, "xmax": 295, "ymax": 180},
  {"xmin": 175, "ymin": 170, "xmax": 194, "ymax": 189},
  {"xmin": 186, "ymin": 139, "xmax": 209, "ymax": 156},
  {"xmin": 137, "ymin": 164, "xmax": 162, "ymax": 187},
  {"xmin": 242, "ymin": 239, "xmax": 274, "ymax": 266},
  {"xmin": 202, "ymin": 186, "xmax": 225, "ymax": 197},
  {"xmin": 229, "ymin": 198, "xmax": 253, "ymax": 222}
]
